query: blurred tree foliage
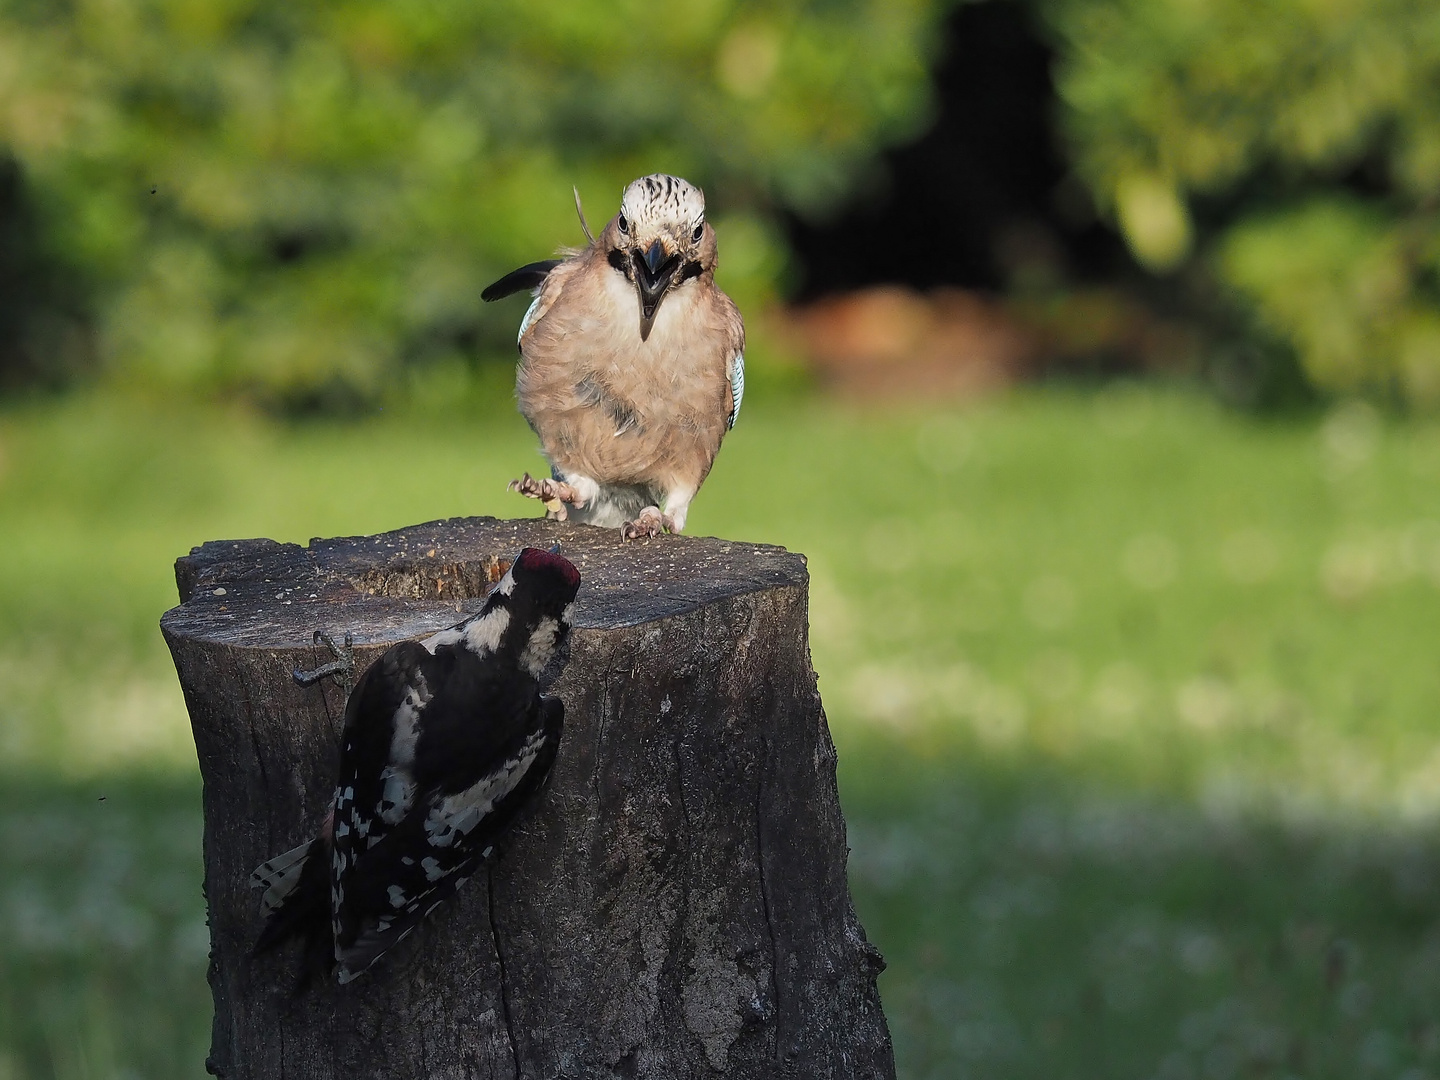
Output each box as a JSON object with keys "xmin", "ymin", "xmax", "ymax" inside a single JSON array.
[
  {"xmin": 1043, "ymin": 0, "xmax": 1440, "ymax": 406},
  {"xmin": 0, "ymin": 0, "xmax": 944, "ymax": 403}
]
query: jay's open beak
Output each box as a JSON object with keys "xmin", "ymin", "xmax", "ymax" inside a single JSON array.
[{"xmin": 633, "ymin": 240, "xmax": 679, "ymax": 342}]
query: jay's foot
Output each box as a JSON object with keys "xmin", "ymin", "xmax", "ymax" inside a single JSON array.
[
  {"xmin": 620, "ymin": 506, "xmax": 667, "ymax": 541},
  {"xmin": 508, "ymin": 473, "xmax": 582, "ymax": 520}
]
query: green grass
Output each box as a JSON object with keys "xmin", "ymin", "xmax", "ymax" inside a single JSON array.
[{"xmin": 3, "ymin": 382, "xmax": 1440, "ymax": 1078}]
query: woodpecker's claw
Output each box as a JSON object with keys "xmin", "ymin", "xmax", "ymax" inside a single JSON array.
[
  {"xmin": 620, "ymin": 506, "xmax": 667, "ymax": 542},
  {"xmin": 294, "ymin": 630, "xmax": 356, "ymax": 697}
]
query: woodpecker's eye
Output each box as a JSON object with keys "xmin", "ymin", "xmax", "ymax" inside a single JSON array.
[
  {"xmin": 618, "ymin": 214, "xmax": 628, "ymax": 234},
  {"xmin": 692, "ymin": 223, "xmax": 703, "ymax": 242}
]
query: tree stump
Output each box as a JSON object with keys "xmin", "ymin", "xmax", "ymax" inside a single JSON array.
[{"xmin": 160, "ymin": 517, "xmax": 894, "ymax": 1080}]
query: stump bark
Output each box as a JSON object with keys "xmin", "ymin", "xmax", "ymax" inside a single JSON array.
[{"xmin": 161, "ymin": 516, "xmax": 894, "ymax": 1080}]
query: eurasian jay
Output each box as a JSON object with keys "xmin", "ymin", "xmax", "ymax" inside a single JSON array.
[{"xmin": 482, "ymin": 174, "xmax": 745, "ymax": 540}]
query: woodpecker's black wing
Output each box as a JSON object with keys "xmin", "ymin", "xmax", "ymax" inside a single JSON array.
[
  {"xmin": 481, "ymin": 260, "xmax": 562, "ymax": 302},
  {"xmin": 332, "ymin": 693, "xmax": 564, "ymax": 983},
  {"xmin": 328, "ymin": 639, "xmax": 441, "ymax": 902}
]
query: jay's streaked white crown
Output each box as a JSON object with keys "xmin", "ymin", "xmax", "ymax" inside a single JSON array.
[{"xmin": 619, "ymin": 174, "xmax": 705, "ymax": 239}]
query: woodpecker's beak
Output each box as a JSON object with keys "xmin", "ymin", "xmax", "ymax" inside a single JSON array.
[{"xmin": 633, "ymin": 239, "xmax": 679, "ymax": 342}]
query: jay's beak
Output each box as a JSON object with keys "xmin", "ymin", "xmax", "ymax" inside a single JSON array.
[{"xmin": 633, "ymin": 240, "xmax": 679, "ymax": 342}]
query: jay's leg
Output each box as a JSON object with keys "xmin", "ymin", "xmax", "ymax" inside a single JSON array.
[
  {"xmin": 620, "ymin": 506, "xmax": 664, "ymax": 541},
  {"xmin": 509, "ymin": 472, "xmax": 580, "ymax": 506},
  {"xmin": 508, "ymin": 471, "xmax": 597, "ymax": 521},
  {"xmin": 660, "ymin": 484, "xmax": 696, "ymax": 535},
  {"xmin": 621, "ymin": 484, "xmax": 696, "ymax": 541}
]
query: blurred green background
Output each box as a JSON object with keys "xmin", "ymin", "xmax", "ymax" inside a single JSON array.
[{"xmin": 4, "ymin": 0, "xmax": 1440, "ymax": 1078}]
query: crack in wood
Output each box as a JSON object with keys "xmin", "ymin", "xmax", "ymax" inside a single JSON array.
[
  {"xmin": 754, "ymin": 732, "xmax": 781, "ymax": 1062},
  {"xmin": 486, "ymin": 868, "xmax": 522, "ymax": 1080}
]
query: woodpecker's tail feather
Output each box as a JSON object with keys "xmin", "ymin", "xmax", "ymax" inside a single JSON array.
[
  {"xmin": 251, "ymin": 840, "xmax": 312, "ymax": 917},
  {"xmin": 251, "ymin": 835, "xmax": 334, "ymax": 986}
]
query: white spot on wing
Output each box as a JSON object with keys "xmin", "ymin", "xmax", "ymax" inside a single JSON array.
[
  {"xmin": 388, "ymin": 689, "xmax": 425, "ymax": 768},
  {"xmin": 425, "ymin": 605, "xmax": 510, "ymax": 656},
  {"xmin": 422, "ymin": 626, "xmax": 463, "ymax": 651},
  {"xmin": 423, "ymin": 734, "xmax": 546, "ymax": 846},
  {"xmin": 378, "ymin": 765, "xmax": 416, "ymax": 826}
]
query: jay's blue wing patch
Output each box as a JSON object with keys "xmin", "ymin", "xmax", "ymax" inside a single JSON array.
[
  {"xmin": 728, "ymin": 351, "xmax": 745, "ymax": 430},
  {"xmin": 517, "ymin": 294, "xmax": 545, "ymax": 345}
]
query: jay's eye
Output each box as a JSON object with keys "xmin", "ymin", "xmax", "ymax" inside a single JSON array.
[
  {"xmin": 692, "ymin": 223, "xmax": 703, "ymax": 242},
  {"xmin": 618, "ymin": 214, "xmax": 629, "ymax": 234}
]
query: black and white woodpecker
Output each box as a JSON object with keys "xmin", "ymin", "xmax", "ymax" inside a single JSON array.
[{"xmin": 250, "ymin": 546, "xmax": 581, "ymax": 984}]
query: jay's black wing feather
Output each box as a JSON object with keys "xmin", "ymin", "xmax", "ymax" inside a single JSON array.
[{"xmin": 481, "ymin": 260, "xmax": 563, "ymax": 302}]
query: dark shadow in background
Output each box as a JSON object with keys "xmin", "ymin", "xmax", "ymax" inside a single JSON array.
[
  {"xmin": 0, "ymin": 156, "xmax": 93, "ymax": 391},
  {"xmin": 784, "ymin": 0, "xmax": 1132, "ymax": 299},
  {"xmin": 782, "ymin": 0, "xmax": 1314, "ymax": 409}
]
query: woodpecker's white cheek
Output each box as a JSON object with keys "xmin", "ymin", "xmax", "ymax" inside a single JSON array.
[{"xmin": 519, "ymin": 617, "xmax": 560, "ymax": 675}]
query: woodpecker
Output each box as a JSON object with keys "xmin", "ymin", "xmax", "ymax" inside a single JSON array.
[
  {"xmin": 483, "ymin": 174, "xmax": 746, "ymax": 540},
  {"xmin": 250, "ymin": 546, "xmax": 581, "ymax": 984}
]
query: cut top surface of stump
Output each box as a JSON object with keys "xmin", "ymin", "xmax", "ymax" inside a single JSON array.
[{"xmin": 161, "ymin": 516, "xmax": 807, "ymax": 648}]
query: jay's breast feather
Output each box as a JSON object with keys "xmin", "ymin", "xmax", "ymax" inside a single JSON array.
[{"xmin": 517, "ymin": 265, "xmax": 730, "ymax": 485}]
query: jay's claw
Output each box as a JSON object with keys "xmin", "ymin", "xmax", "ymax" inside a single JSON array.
[
  {"xmin": 620, "ymin": 506, "xmax": 666, "ymax": 542},
  {"xmin": 508, "ymin": 473, "xmax": 584, "ymax": 520},
  {"xmin": 508, "ymin": 473, "xmax": 580, "ymax": 503}
]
